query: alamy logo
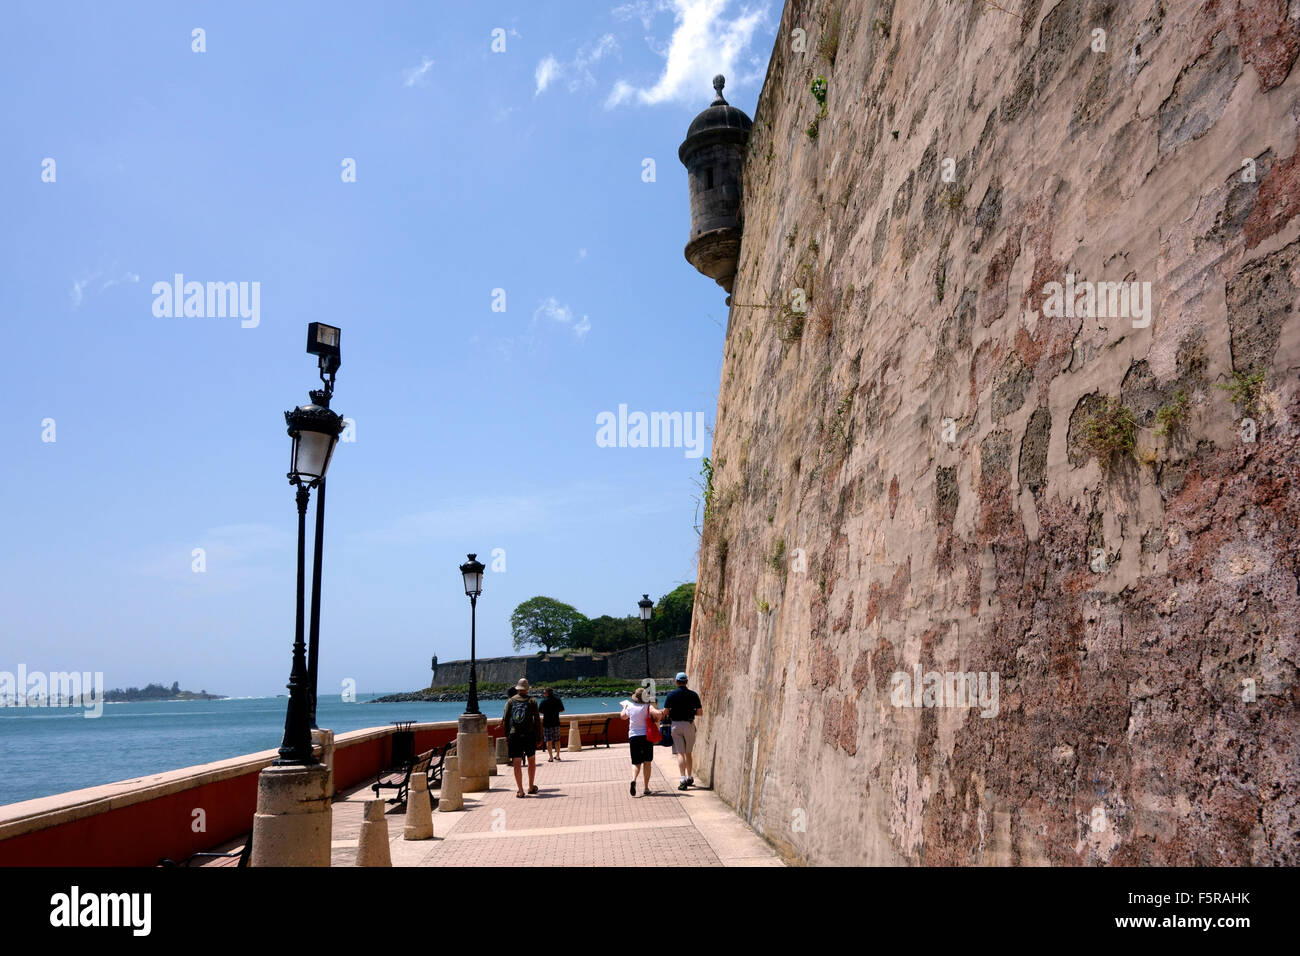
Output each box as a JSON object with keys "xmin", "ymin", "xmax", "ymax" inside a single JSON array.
[
  {"xmin": 595, "ymin": 404, "xmax": 706, "ymax": 459},
  {"xmin": 890, "ymin": 666, "xmax": 999, "ymax": 718},
  {"xmin": 151, "ymin": 274, "xmax": 260, "ymax": 328},
  {"xmin": 1029, "ymin": 273, "xmax": 1153, "ymax": 329},
  {"xmin": 0, "ymin": 666, "xmax": 103, "ymax": 718},
  {"xmin": 50, "ymin": 886, "xmax": 151, "ymax": 936}
]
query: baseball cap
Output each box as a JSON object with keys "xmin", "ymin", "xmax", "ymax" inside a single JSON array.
[{"xmin": 676, "ymin": 672, "xmax": 688, "ymax": 682}]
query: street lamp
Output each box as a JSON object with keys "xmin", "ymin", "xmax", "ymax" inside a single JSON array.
[
  {"xmin": 303, "ymin": 323, "xmax": 341, "ymax": 730},
  {"xmin": 638, "ymin": 594, "xmax": 654, "ymax": 680},
  {"xmin": 459, "ymin": 553, "xmax": 486, "ymax": 716},
  {"xmin": 274, "ymin": 326, "xmax": 345, "ymax": 766}
]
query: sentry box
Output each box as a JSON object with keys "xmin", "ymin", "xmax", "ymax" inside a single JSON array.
[{"xmin": 306, "ymin": 322, "xmax": 341, "ymax": 374}]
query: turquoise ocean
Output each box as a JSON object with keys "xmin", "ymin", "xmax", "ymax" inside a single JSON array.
[{"xmin": 0, "ymin": 694, "xmax": 622, "ymax": 808}]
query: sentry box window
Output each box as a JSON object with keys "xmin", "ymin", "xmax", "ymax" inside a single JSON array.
[{"xmin": 307, "ymin": 323, "xmax": 341, "ymax": 360}]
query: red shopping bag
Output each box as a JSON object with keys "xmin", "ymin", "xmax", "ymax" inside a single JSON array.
[{"xmin": 645, "ymin": 707, "xmax": 662, "ymax": 744}]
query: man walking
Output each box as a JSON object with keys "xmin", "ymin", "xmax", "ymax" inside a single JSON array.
[
  {"xmin": 538, "ymin": 686, "xmax": 565, "ymax": 762},
  {"xmin": 664, "ymin": 672, "xmax": 703, "ymax": 790},
  {"xmin": 503, "ymin": 678, "xmax": 541, "ymax": 797}
]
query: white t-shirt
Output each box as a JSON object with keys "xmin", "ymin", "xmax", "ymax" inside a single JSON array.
[{"xmin": 626, "ymin": 702, "xmax": 650, "ymax": 737}]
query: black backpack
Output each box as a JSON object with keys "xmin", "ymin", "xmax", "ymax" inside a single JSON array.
[{"xmin": 508, "ymin": 698, "xmax": 535, "ymax": 737}]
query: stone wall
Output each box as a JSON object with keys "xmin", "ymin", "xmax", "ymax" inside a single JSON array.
[
  {"xmin": 688, "ymin": 0, "xmax": 1299, "ymax": 865},
  {"xmin": 430, "ymin": 636, "xmax": 689, "ymax": 687},
  {"xmin": 604, "ymin": 635, "xmax": 691, "ymax": 679}
]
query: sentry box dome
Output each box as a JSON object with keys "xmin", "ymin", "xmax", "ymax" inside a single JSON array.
[{"xmin": 679, "ymin": 75, "xmax": 752, "ymax": 297}]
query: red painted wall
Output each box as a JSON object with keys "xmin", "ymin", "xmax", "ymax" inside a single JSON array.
[
  {"xmin": 0, "ymin": 714, "xmax": 626, "ymax": 866},
  {"xmin": 0, "ymin": 768, "xmax": 262, "ymax": 868}
]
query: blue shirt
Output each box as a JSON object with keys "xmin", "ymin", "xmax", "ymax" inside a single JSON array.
[{"xmin": 664, "ymin": 687, "xmax": 702, "ymax": 722}]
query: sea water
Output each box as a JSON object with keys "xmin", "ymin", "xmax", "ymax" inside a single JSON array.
[{"xmin": 0, "ymin": 694, "xmax": 620, "ymax": 807}]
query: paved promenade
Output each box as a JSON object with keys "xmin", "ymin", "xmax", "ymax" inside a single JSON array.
[{"xmin": 329, "ymin": 742, "xmax": 783, "ymax": 867}]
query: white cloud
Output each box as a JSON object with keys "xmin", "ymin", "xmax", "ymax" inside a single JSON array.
[
  {"xmin": 576, "ymin": 248, "xmax": 588, "ymax": 262},
  {"xmin": 70, "ymin": 274, "xmax": 97, "ymax": 308},
  {"xmin": 71, "ymin": 270, "xmax": 138, "ymax": 308},
  {"xmin": 100, "ymin": 271, "xmax": 139, "ymax": 291},
  {"xmin": 534, "ymin": 34, "xmax": 620, "ymax": 96},
  {"xmin": 605, "ymin": 0, "xmax": 770, "ymax": 108},
  {"xmin": 613, "ymin": 0, "xmax": 673, "ymax": 30},
  {"xmin": 533, "ymin": 296, "xmax": 591, "ymax": 341},
  {"xmin": 402, "ymin": 56, "xmax": 435, "ymax": 87},
  {"xmin": 535, "ymin": 55, "xmax": 560, "ymax": 95}
]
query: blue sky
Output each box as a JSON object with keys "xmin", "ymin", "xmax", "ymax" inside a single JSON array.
[{"xmin": 0, "ymin": 1, "xmax": 776, "ymax": 696}]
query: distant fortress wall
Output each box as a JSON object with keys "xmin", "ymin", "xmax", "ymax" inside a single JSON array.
[
  {"xmin": 604, "ymin": 636, "xmax": 692, "ymax": 680},
  {"xmin": 430, "ymin": 635, "xmax": 689, "ymax": 687}
]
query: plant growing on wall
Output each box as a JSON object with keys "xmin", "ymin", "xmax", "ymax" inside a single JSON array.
[
  {"xmin": 806, "ymin": 75, "xmax": 829, "ymax": 139},
  {"xmin": 700, "ymin": 456, "xmax": 716, "ymax": 514},
  {"xmin": 1154, "ymin": 389, "xmax": 1190, "ymax": 437},
  {"xmin": 768, "ymin": 539, "xmax": 787, "ymax": 575},
  {"xmin": 1215, "ymin": 369, "xmax": 1266, "ymax": 416},
  {"xmin": 1078, "ymin": 397, "xmax": 1137, "ymax": 468}
]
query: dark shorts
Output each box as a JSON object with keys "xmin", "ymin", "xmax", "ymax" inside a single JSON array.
[
  {"xmin": 507, "ymin": 734, "xmax": 536, "ymax": 759},
  {"xmin": 543, "ymin": 725, "xmax": 562, "ymax": 743},
  {"xmin": 629, "ymin": 735, "xmax": 654, "ymax": 765}
]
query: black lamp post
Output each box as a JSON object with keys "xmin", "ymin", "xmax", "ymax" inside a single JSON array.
[
  {"xmin": 638, "ymin": 594, "xmax": 654, "ymax": 680},
  {"xmin": 274, "ymin": 324, "xmax": 344, "ymax": 766},
  {"xmin": 304, "ymin": 323, "xmax": 341, "ymax": 729},
  {"xmin": 460, "ymin": 554, "xmax": 486, "ymax": 716}
]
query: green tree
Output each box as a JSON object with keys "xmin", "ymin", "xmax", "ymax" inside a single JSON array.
[
  {"xmin": 651, "ymin": 582, "xmax": 696, "ymax": 640},
  {"xmin": 510, "ymin": 596, "xmax": 587, "ymax": 654},
  {"xmin": 570, "ymin": 614, "xmax": 643, "ymax": 653}
]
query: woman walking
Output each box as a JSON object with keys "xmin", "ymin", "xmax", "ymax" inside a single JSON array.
[{"xmin": 619, "ymin": 686, "xmax": 665, "ymax": 797}]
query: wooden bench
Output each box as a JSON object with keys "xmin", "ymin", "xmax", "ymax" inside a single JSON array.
[
  {"xmin": 427, "ymin": 741, "xmax": 455, "ymax": 794},
  {"xmin": 571, "ymin": 717, "xmax": 612, "ymax": 748},
  {"xmin": 160, "ymin": 832, "xmax": 253, "ymax": 868},
  {"xmin": 373, "ymin": 748, "xmax": 435, "ymax": 806}
]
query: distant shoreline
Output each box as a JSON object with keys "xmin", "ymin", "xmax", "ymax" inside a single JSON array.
[{"xmin": 103, "ymin": 688, "xmax": 227, "ymax": 703}]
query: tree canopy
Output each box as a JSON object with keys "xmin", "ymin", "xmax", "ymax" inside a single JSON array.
[
  {"xmin": 569, "ymin": 614, "xmax": 644, "ymax": 653},
  {"xmin": 507, "ymin": 585, "xmax": 695, "ymax": 655},
  {"xmin": 650, "ymin": 582, "xmax": 696, "ymax": 640},
  {"xmin": 510, "ymin": 596, "xmax": 587, "ymax": 653}
]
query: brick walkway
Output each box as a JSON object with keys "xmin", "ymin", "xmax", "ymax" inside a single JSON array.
[{"xmin": 332, "ymin": 743, "xmax": 783, "ymax": 867}]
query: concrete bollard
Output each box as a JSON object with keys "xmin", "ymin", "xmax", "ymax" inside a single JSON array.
[
  {"xmin": 355, "ymin": 800, "xmax": 392, "ymax": 866},
  {"xmin": 311, "ymin": 728, "xmax": 335, "ymax": 799},
  {"xmin": 438, "ymin": 755, "xmax": 464, "ymax": 811},
  {"xmin": 495, "ymin": 736, "xmax": 509, "ymax": 765},
  {"xmin": 250, "ymin": 763, "xmax": 332, "ymax": 867},
  {"xmin": 456, "ymin": 714, "xmax": 492, "ymax": 792},
  {"xmin": 567, "ymin": 719, "xmax": 582, "ymax": 752},
  {"xmin": 403, "ymin": 772, "xmax": 434, "ymax": 840}
]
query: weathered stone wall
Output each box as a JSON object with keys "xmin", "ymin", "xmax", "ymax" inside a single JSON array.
[
  {"xmin": 430, "ymin": 654, "xmax": 605, "ymax": 688},
  {"xmin": 689, "ymin": 0, "xmax": 1299, "ymax": 865},
  {"xmin": 604, "ymin": 635, "xmax": 691, "ymax": 679},
  {"xmin": 429, "ymin": 636, "xmax": 689, "ymax": 686}
]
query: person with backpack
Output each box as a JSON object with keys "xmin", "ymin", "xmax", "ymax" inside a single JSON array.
[
  {"xmin": 618, "ymin": 686, "xmax": 666, "ymax": 797},
  {"xmin": 503, "ymin": 678, "xmax": 541, "ymax": 797}
]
